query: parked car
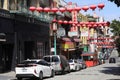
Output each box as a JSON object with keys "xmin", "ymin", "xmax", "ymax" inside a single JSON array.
[
  {"xmin": 43, "ymin": 55, "xmax": 70, "ymax": 74},
  {"xmin": 77, "ymin": 59, "xmax": 87, "ymax": 69},
  {"xmin": 109, "ymin": 57, "xmax": 116, "ymax": 63},
  {"xmin": 15, "ymin": 59, "xmax": 55, "ymax": 80},
  {"xmin": 68, "ymin": 59, "xmax": 81, "ymax": 71}
]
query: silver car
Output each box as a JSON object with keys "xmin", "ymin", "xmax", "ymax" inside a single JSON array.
[{"xmin": 43, "ymin": 55, "xmax": 70, "ymax": 74}]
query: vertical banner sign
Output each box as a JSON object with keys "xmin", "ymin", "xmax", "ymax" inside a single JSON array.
[{"xmin": 71, "ymin": 10, "xmax": 78, "ymax": 32}]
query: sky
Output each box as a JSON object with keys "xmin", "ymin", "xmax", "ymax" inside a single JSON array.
[{"xmin": 65, "ymin": 0, "xmax": 120, "ymax": 22}]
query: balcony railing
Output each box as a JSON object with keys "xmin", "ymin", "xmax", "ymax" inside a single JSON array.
[{"xmin": 10, "ymin": 8, "xmax": 54, "ymax": 23}]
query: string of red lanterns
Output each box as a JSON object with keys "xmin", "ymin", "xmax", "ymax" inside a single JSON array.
[
  {"xmin": 29, "ymin": 3, "xmax": 105, "ymax": 13},
  {"xmin": 88, "ymin": 37, "xmax": 112, "ymax": 40},
  {"xmin": 51, "ymin": 20, "xmax": 110, "ymax": 27},
  {"xmin": 90, "ymin": 42, "xmax": 114, "ymax": 45}
]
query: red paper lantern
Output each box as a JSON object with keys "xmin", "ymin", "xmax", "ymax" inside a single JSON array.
[
  {"xmin": 77, "ymin": 24, "xmax": 81, "ymax": 27},
  {"xmin": 68, "ymin": 21, "xmax": 73, "ymax": 24},
  {"xmin": 51, "ymin": 8, "xmax": 58, "ymax": 13},
  {"xmin": 87, "ymin": 24, "xmax": 92, "ymax": 27},
  {"xmin": 58, "ymin": 20, "xmax": 63, "ymax": 24},
  {"xmin": 97, "ymin": 22, "xmax": 102, "ymax": 26},
  {"xmin": 36, "ymin": 7, "xmax": 43, "ymax": 12},
  {"xmin": 44, "ymin": 7, "xmax": 50, "ymax": 12},
  {"xmin": 74, "ymin": 7, "xmax": 81, "ymax": 12},
  {"xmin": 93, "ymin": 23, "xmax": 97, "ymax": 27},
  {"xmin": 59, "ymin": 7, "xmax": 66, "ymax": 13},
  {"xmin": 52, "ymin": 18, "xmax": 57, "ymax": 23},
  {"xmin": 73, "ymin": 21, "xmax": 78, "ymax": 25},
  {"xmin": 90, "ymin": 5, "xmax": 96, "ymax": 11},
  {"xmin": 82, "ymin": 6, "xmax": 89, "ymax": 12},
  {"xmin": 29, "ymin": 6, "xmax": 36, "ymax": 12},
  {"xmin": 63, "ymin": 20, "xmax": 68, "ymax": 24},
  {"xmin": 106, "ymin": 21, "xmax": 110, "ymax": 26},
  {"xmin": 80, "ymin": 22, "xmax": 84, "ymax": 25},
  {"xmin": 85, "ymin": 22, "xmax": 89, "ymax": 25},
  {"xmin": 98, "ymin": 3, "xmax": 105, "ymax": 9},
  {"xmin": 90, "ymin": 22, "xmax": 95, "ymax": 25},
  {"xmin": 67, "ymin": 8, "xmax": 73, "ymax": 12}
]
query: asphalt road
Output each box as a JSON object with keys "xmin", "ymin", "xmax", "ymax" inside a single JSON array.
[
  {"xmin": 0, "ymin": 49, "xmax": 120, "ymax": 80},
  {"xmin": 0, "ymin": 59, "xmax": 119, "ymax": 80}
]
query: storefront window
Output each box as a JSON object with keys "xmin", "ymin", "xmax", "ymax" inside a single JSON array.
[{"xmin": 37, "ymin": 42, "xmax": 45, "ymax": 58}]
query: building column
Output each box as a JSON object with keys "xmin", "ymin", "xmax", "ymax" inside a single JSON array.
[
  {"xmin": 11, "ymin": 32, "xmax": 18, "ymax": 71},
  {"xmin": 3, "ymin": 0, "xmax": 9, "ymax": 10}
]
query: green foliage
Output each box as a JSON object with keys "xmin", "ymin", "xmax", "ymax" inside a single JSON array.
[
  {"xmin": 110, "ymin": 19, "xmax": 120, "ymax": 56},
  {"xmin": 110, "ymin": 19, "xmax": 120, "ymax": 36},
  {"xmin": 109, "ymin": 0, "xmax": 120, "ymax": 7}
]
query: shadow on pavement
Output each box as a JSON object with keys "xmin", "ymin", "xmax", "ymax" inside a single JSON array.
[{"xmin": 100, "ymin": 66, "xmax": 120, "ymax": 76}]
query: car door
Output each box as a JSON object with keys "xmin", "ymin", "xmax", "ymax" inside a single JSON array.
[
  {"xmin": 39, "ymin": 60, "xmax": 51, "ymax": 76},
  {"xmin": 43, "ymin": 61, "xmax": 51, "ymax": 76}
]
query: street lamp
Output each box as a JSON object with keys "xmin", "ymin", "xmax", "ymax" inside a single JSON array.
[{"xmin": 52, "ymin": 18, "xmax": 57, "ymax": 55}]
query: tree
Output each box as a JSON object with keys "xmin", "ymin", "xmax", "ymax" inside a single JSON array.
[
  {"xmin": 110, "ymin": 19, "xmax": 120, "ymax": 56},
  {"xmin": 108, "ymin": 0, "xmax": 120, "ymax": 7}
]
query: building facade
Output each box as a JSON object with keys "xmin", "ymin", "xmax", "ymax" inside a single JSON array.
[{"xmin": 0, "ymin": 0, "xmax": 53, "ymax": 72}]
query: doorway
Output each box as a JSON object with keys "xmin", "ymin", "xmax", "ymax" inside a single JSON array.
[{"xmin": 0, "ymin": 43, "xmax": 13, "ymax": 73}]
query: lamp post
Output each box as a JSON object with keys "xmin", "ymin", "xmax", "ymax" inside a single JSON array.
[{"xmin": 52, "ymin": 18, "xmax": 57, "ymax": 55}]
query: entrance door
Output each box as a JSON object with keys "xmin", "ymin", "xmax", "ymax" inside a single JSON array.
[
  {"xmin": 24, "ymin": 41, "xmax": 36, "ymax": 59},
  {"xmin": 0, "ymin": 44, "xmax": 13, "ymax": 73}
]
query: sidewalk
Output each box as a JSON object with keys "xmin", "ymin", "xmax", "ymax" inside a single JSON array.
[{"xmin": 0, "ymin": 71, "xmax": 16, "ymax": 80}]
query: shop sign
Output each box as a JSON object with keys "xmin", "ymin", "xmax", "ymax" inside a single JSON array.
[
  {"xmin": 68, "ymin": 31, "xmax": 78, "ymax": 37},
  {"xmin": 57, "ymin": 27, "xmax": 65, "ymax": 38},
  {"xmin": 62, "ymin": 42, "xmax": 75, "ymax": 49}
]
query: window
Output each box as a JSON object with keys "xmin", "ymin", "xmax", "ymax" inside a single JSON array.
[
  {"xmin": 52, "ymin": 56, "xmax": 59, "ymax": 62},
  {"xmin": 43, "ymin": 57, "xmax": 51, "ymax": 62},
  {"xmin": 38, "ymin": 60, "xmax": 49, "ymax": 66}
]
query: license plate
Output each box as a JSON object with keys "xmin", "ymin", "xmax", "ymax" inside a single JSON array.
[{"xmin": 22, "ymin": 68, "xmax": 27, "ymax": 72}]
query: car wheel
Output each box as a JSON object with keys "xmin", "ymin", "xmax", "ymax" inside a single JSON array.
[
  {"xmin": 17, "ymin": 77, "xmax": 22, "ymax": 80},
  {"xmin": 61, "ymin": 68, "xmax": 65, "ymax": 75},
  {"xmin": 68, "ymin": 67, "xmax": 71, "ymax": 73},
  {"xmin": 39, "ymin": 71, "xmax": 43, "ymax": 80},
  {"xmin": 75, "ymin": 66, "xmax": 77, "ymax": 71},
  {"xmin": 51, "ymin": 70, "xmax": 55, "ymax": 77}
]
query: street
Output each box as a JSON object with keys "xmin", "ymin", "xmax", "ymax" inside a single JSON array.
[
  {"xmin": 0, "ymin": 58, "xmax": 120, "ymax": 80},
  {"xmin": 44, "ymin": 62, "xmax": 120, "ymax": 80}
]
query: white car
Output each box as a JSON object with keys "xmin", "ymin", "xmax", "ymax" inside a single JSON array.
[
  {"xmin": 15, "ymin": 59, "xmax": 55, "ymax": 80},
  {"xmin": 68, "ymin": 59, "xmax": 81, "ymax": 71}
]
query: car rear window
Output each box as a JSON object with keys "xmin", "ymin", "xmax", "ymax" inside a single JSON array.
[{"xmin": 20, "ymin": 61, "xmax": 37, "ymax": 64}]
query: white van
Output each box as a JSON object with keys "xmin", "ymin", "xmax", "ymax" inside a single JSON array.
[{"xmin": 43, "ymin": 55, "xmax": 70, "ymax": 74}]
